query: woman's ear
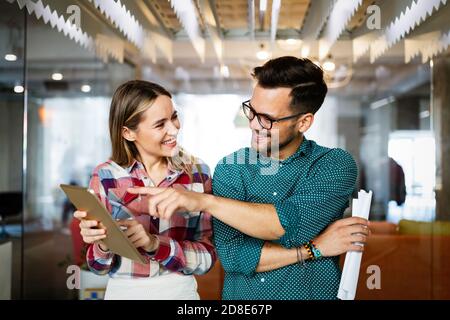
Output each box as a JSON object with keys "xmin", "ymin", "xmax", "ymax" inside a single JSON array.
[
  {"xmin": 297, "ymin": 113, "xmax": 314, "ymax": 134},
  {"xmin": 122, "ymin": 126, "xmax": 136, "ymax": 142}
]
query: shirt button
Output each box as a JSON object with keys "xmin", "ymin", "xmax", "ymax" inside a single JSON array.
[
  {"xmin": 261, "ymin": 278, "xmax": 265, "ymax": 283},
  {"xmin": 273, "ymin": 192, "xmax": 277, "ymax": 196},
  {"xmin": 280, "ymin": 164, "xmax": 283, "ymax": 167}
]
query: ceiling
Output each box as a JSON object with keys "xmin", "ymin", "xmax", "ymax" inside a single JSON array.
[
  {"xmin": 1, "ymin": 0, "xmax": 449, "ymax": 97},
  {"xmin": 143, "ymin": 0, "xmax": 312, "ymax": 38}
]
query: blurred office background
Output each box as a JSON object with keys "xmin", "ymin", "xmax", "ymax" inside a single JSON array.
[{"xmin": 0, "ymin": 0, "xmax": 449, "ymax": 300}]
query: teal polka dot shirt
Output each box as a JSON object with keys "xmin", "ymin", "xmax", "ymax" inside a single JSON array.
[{"xmin": 212, "ymin": 137, "xmax": 357, "ymax": 300}]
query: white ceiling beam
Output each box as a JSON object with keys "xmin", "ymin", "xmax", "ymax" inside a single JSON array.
[
  {"xmin": 169, "ymin": 0, "xmax": 206, "ymax": 63},
  {"xmin": 142, "ymin": 0, "xmax": 175, "ymax": 39},
  {"xmin": 7, "ymin": 0, "xmax": 95, "ymax": 52},
  {"xmin": 270, "ymin": 0, "xmax": 281, "ymax": 43},
  {"xmin": 300, "ymin": 0, "xmax": 336, "ymax": 41},
  {"xmin": 281, "ymin": 0, "xmax": 334, "ymax": 58},
  {"xmin": 370, "ymin": 0, "xmax": 448, "ymax": 63},
  {"xmin": 405, "ymin": 30, "xmax": 450, "ymax": 64},
  {"xmin": 248, "ymin": 0, "xmax": 255, "ymax": 40},
  {"xmin": 318, "ymin": 0, "xmax": 363, "ymax": 60},
  {"xmin": 259, "ymin": 0, "xmax": 267, "ymax": 30},
  {"xmin": 86, "ymin": 0, "xmax": 174, "ymax": 64},
  {"xmin": 199, "ymin": 0, "xmax": 224, "ymax": 63},
  {"xmin": 206, "ymin": 0, "xmax": 223, "ymax": 38},
  {"xmin": 87, "ymin": 0, "xmax": 146, "ymax": 50}
]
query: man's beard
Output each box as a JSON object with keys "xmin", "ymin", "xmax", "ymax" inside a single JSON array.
[{"xmin": 253, "ymin": 130, "xmax": 297, "ymax": 158}]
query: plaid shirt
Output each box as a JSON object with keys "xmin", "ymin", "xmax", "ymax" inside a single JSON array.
[{"xmin": 86, "ymin": 158, "xmax": 217, "ymax": 279}]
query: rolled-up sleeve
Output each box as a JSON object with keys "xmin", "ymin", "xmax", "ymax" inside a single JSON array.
[
  {"xmin": 146, "ymin": 164, "xmax": 217, "ymax": 275},
  {"xmin": 85, "ymin": 167, "xmax": 119, "ymax": 275},
  {"xmin": 145, "ymin": 211, "xmax": 217, "ymax": 275},
  {"xmin": 274, "ymin": 149, "xmax": 358, "ymax": 248},
  {"xmin": 212, "ymin": 159, "xmax": 265, "ymax": 276}
]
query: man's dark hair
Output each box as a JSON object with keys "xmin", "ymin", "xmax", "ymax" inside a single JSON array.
[{"xmin": 252, "ymin": 56, "xmax": 328, "ymax": 114}]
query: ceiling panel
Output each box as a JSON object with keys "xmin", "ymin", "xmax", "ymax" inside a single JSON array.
[
  {"xmin": 215, "ymin": 0, "xmax": 249, "ymax": 30},
  {"xmin": 278, "ymin": 0, "xmax": 311, "ymax": 30},
  {"xmin": 152, "ymin": 0, "xmax": 182, "ymax": 33}
]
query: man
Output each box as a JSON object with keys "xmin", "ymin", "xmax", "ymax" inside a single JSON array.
[{"xmin": 129, "ymin": 56, "xmax": 370, "ymax": 299}]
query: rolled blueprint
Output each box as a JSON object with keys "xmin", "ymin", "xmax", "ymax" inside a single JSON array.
[{"xmin": 337, "ymin": 190, "xmax": 373, "ymax": 300}]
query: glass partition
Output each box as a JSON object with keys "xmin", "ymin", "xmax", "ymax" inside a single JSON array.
[
  {"xmin": 0, "ymin": 0, "xmax": 25, "ymax": 300},
  {"xmin": 22, "ymin": 12, "xmax": 136, "ymax": 299}
]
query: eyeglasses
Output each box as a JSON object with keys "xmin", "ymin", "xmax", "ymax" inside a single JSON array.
[{"xmin": 242, "ymin": 100, "xmax": 306, "ymax": 130}]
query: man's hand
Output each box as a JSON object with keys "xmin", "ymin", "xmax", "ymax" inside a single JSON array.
[
  {"xmin": 117, "ymin": 219, "xmax": 159, "ymax": 252},
  {"xmin": 313, "ymin": 217, "xmax": 371, "ymax": 257},
  {"xmin": 127, "ymin": 187, "xmax": 205, "ymax": 219}
]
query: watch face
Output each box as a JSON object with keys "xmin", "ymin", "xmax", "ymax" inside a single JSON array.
[{"xmin": 311, "ymin": 246, "xmax": 322, "ymax": 259}]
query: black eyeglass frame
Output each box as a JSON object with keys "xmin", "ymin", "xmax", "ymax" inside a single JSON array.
[{"xmin": 241, "ymin": 100, "xmax": 307, "ymax": 130}]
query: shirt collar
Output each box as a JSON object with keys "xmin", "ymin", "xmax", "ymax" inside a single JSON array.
[
  {"xmin": 126, "ymin": 159, "xmax": 184, "ymax": 183},
  {"xmin": 280, "ymin": 136, "xmax": 312, "ymax": 164},
  {"xmin": 126, "ymin": 159, "xmax": 141, "ymax": 173}
]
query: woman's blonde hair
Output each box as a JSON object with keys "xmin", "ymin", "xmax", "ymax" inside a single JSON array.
[{"xmin": 109, "ymin": 80, "xmax": 194, "ymax": 177}]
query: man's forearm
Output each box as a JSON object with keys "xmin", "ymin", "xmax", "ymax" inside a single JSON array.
[
  {"xmin": 202, "ymin": 193, "xmax": 285, "ymax": 240},
  {"xmin": 256, "ymin": 242, "xmax": 309, "ymax": 273}
]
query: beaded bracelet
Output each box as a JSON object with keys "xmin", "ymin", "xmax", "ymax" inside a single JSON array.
[
  {"xmin": 296, "ymin": 246, "xmax": 306, "ymax": 268},
  {"xmin": 303, "ymin": 243, "xmax": 314, "ymax": 260}
]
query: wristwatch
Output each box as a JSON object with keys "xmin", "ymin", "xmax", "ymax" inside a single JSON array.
[{"xmin": 310, "ymin": 240, "xmax": 323, "ymax": 260}]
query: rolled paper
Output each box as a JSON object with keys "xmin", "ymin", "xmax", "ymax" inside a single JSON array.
[{"xmin": 338, "ymin": 190, "xmax": 373, "ymax": 300}]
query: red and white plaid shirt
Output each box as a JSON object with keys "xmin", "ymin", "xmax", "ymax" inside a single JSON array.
[{"xmin": 86, "ymin": 158, "xmax": 217, "ymax": 279}]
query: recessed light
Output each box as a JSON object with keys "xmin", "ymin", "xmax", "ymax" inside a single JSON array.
[
  {"xmin": 286, "ymin": 39, "xmax": 297, "ymax": 45},
  {"xmin": 52, "ymin": 73, "xmax": 63, "ymax": 81},
  {"xmin": 5, "ymin": 54, "xmax": 17, "ymax": 62},
  {"xmin": 81, "ymin": 84, "xmax": 91, "ymax": 93},
  {"xmin": 322, "ymin": 60, "xmax": 336, "ymax": 72},
  {"xmin": 256, "ymin": 44, "xmax": 271, "ymax": 61},
  {"xmin": 14, "ymin": 85, "xmax": 24, "ymax": 93},
  {"xmin": 256, "ymin": 51, "xmax": 271, "ymax": 61}
]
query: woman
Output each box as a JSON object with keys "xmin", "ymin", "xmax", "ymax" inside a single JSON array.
[{"xmin": 74, "ymin": 80, "xmax": 216, "ymax": 300}]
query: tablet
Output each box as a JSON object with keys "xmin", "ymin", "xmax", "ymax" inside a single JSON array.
[{"xmin": 60, "ymin": 184, "xmax": 147, "ymax": 264}]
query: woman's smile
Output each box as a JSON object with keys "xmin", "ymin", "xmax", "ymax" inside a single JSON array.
[{"xmin": 162, "ymin": 137, "xmax": 177, "ymax": 148}]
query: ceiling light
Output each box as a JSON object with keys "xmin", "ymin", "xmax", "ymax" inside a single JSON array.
[
  {"xmin": 322, "ymin": 54, "xmax": 336, "ymax": 72},
  {"xmin": 5, "ymin": 54, "xmax": 17, "ymax": 62},
  {"xmin": 14, "ymin": 85, "xmax": 24, "ymax": 94},
  {"xmin": 277, "ymin": 39, "xmax": 302, "ymax": 51},
  {"xmin": 256, "ymin": 44, "xmax": 271, "ymax": 61},
  {"xmin": 81, "ymin": 84, "xmax": 91, "ymax": 93},
  {"xmin": 286, "ymin": 39, "xmax": 297, "ymax": 45},
  {"xmin": 220, "ymin": 65, "xmax": 230, "ymax": 78},
  {"xmin": 52, "ymin": 72, "xmax": 63, "ymax": 81},
  {"xmin": 301, "ymin": 46, "xmax": 310, "ymax": 58},
  {"xmin": 256, "ymin": 50, "xmax": 271, "ymax": 61},
  {"xmin": 420, "ymin": 110, "xmax": 430, "ymax": 119},
  {"xmin": 322, "ymin": 61, "xmax": 336, "ymax": 72},
  {"xmin": 370, "ymin": 96, "xmax": 395, "ymax": 110}
]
